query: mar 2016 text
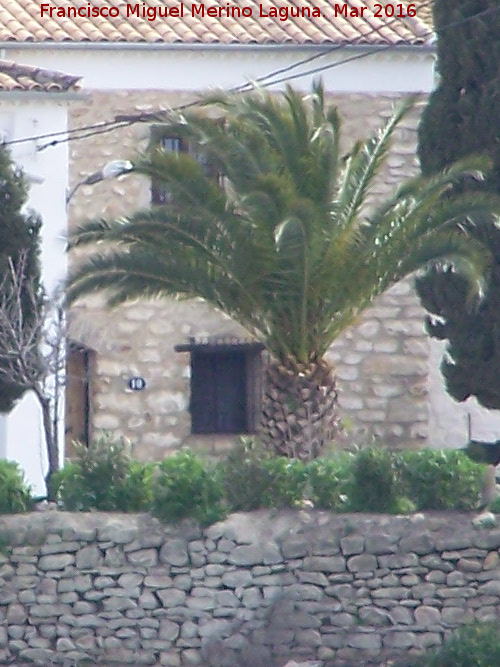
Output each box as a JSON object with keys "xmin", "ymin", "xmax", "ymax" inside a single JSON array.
[{"xmin": 40, "ymin": 3, "xmax": 418, "ymax": 22}]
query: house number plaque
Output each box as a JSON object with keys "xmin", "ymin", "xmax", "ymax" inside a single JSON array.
[{"xmin": 128, "ymin": 377, "xmax": 146, "ymax": 391}]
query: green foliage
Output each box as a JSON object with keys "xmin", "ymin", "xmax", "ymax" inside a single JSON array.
[
  {"xmin": 116, "ymin": 459, "xmax": 155, "ymax": 513},
  {"xmin": 50, "ymin": 462, "xmax": 85, "ymax": 511},
  {"xmin": 152, "ymin": 450, "xmax": 226, "ymax": 525},
  {"xmin": 0, "ymin": 459, "xmax": 32, "ymax": 514},
  {"xmin": 217, "ymin": 438, "xmax": 274, "ymax": 512},
  {"xmin": 51, "ymin": 433, "xmax": 153, "ymax": 512},
  {"xmin": 488, "ymin": 495, "xmax": 500, "ymax": 514},
  {"xmin": 260, "ymin": 457, "xmax": 308, "ymax": 509},
  {"xmin": 416, "ymin": 0, "xmax": 500, "ymax": 410},
  {"xmin": 218, "ymin": 438, "xmax": 307, "ymax": 511},
  {"xmin": 47, "ymin": 441, "xmax": 488, "ymax": 522},
  {"xmin": 67, "ymin": 82, "xmax": 500, "ymax": 460},
  {"xmin": 67, "ymin": 84, "xmax": 498, "ymax": 373},
  {"xmin": 347, "ymin": 447, "xmax": 402, "ymax": 513},
  {"xmin": 0, "ymin": 145, "xmax": 42, "ymax": 413},
  {"xmin": 419, "ymin": 1, "xmax": 500, "ymax": 178},
  {"xmin": 414, "ymin": 621, "xmax": 500, "ymax": 667},
  {"xmin": 306, "ymin": 455, "xmax": 352, "ymax": 510},
  {"xmin": 398, "ymin": 449, "xmax": 485, "ymax": 511}
]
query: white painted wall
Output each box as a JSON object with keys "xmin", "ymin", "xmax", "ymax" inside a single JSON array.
[
  {"xmin": 0, "ymin": 98, "xmax": 69, "ymax": 495},
  {"xmin": 428, "ymin": 339, "xmax": 500, "ymax": 448},
  {"xmin": 4, "ymin": 46, "xmax": 435, "ymax": 94}
]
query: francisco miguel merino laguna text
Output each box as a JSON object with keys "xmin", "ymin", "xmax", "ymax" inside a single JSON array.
[{"xmin": 40, "ymin": 3, "xmax": 387, "ymax": 21}]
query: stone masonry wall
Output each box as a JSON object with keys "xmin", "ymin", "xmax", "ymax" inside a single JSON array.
[
  {"xmin": 1, "ymin": 510, "xmax": 500, "ymax": 666},
  {"xmin": 68, "ymin": 91, "xmax": 429, "ymax": 457}
]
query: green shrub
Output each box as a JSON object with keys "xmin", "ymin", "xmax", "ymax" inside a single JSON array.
[
  {"xmin": 51, "ymin": 433, "xmax": 153, "ymax": 512},
  {"xmin": 0, "ymin": 459, "xmax": 32, "ymax": 514},
  {"xmin": 307, "ymin": 455, "xmax": 352, "ymax": 510},
  {"xmin": 152, "ymin": 450, "xmax": 226, "ymax": 525},
  {"xmin": 347, "ymin": 447, "xmax": 402, "ymax": 513},
  {"xmin": 489, "ymin": 495, "xmax": 500, "ymax": 513},
  {"xmin": 50, "ymin": 461, "xmax": 88, "ymax": 511},
  {"xmin": 398, "ymin": 449, "xmax": 485, "ymax": 511},
  {"xmin": 414, "ymin": 621, "xmax": 500, "ymax": 667},
  {"xmin": 113, "ymin": 459, "xmax": 155, "ymax": 513},
  {"xmin": 218, "ymin": 438, "xmax": 273, "ymax": 512},
  {"xmin": 219, "ymin": 439, "xmax": 307, "ymax": 511},
  {"xmin": 260, "ymin": 457, "xmax": 308, "ymax": 508}
]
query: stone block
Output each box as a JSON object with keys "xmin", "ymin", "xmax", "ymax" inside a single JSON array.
[
  {"xmin": 359, "ymin": 607, "xmax": 392, "ymax": 626},
  {"xmin": 372, "ymin": 587, "xmax": 410, "ymax": 600},
  {"xmin": 19, "ymin": 648, "xmax": 56, "ymax": 664},
  {"xmin": 221, "ymin": 570, "xmax": 253, "ymax": 588},
  {"xmin": 348, "ymin": 632, "xmax": 382, "ymax": 650},
  {"xmin": 383, "ymin": 631, "xmax": 417, "ymax": 648},
  {"xmin": 281, "ymin": 538, "xmax": 309, "ymax": 559},
  {"xmin": 127, "ymin": 548, "xmax": 158, "ymax": 567},
  {"xmin": 442, "ymin": 607, "xmax": 474, "ymax": 627},
  {"xmin": 297, "ymin": 571, "xmax": 328, "ymax": 586},
  {"xmin": 331, "ymin": 613, "xmax": 356, "ymax": 628},
  {"xmin": 303, "ymin": 556, "xmax": 346, "ymax": 573},
  {"xmin": 160, "ymin": 539, "xmax": 189, "ymax": 566},
  {"xmin": 228, "ymin": 545, "xmax": 264, "ymax": 566},
  {"xmin": 399, "ymin": 533, "xmax": 434, "ymax": 555},
  {"xmin": 483, "ymin": 551, "xmax": 500, "ymax": 570},
  {"xmin": 340, "ymin": 536, "xmax": 364, "ymax": 556},
  {"xmin": 378, "ymin": 553, "xmax": 418, "ymax": 569},
  {"xmin": 76, "ymin": 545, "xmax": 101, "ymax": 569},
  {"xmin": 286, "ymin": 584, "xmax": 323, "ymax": 601},
  {"xmin": 156, "ymin": 589, "xmax": 187, "ymax": 607},
  {"xmin": 6, "ymin": 603, "xmax": 26, "ymax": 624},
  {"xmin": 102, "ymin": 596, "xmax": 137, "ymax": 612},
  {"xmin": 479, "ymin": 580, "xmax": 500, "ymax": 596},
  {"xmin": 181, "ymin": 648, "xmax": 202, "ymax": 664},
  {"xmin": 365, "ymin": 533, "xmax": 397, "ymax": 555},
  {"xmin": 414, "ymin": 606, "xmax": 441, "ymax": 626},
  {"xmin": 186, "ymin": 596, "xmax": 215, "ymax": 611},
  {"xmin": 347, "ymin": 554, "xmax": 377, "ymax": 572},
  {"xmin": 38, "ymin": 554, "xmax": 74, "ymax": 571},
  {"xmin": 159, "ymin": 619, "xmax": 180, "ymax": 642},
  {"xmin": 474, "ymin": 529, "xmax": 500, "ymax": 549}
]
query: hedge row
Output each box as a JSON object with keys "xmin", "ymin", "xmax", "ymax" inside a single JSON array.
[{"xmin": 0, "ymin": 435, "xmax": 488, "ymax": 524}]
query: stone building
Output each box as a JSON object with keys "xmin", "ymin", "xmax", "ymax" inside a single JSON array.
[{"xmin": 3, "ymin": 0, "xmax": 500, "ymax": 462}]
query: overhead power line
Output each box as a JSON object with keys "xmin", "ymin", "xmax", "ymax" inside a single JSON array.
[
  {"xmin": 3, "ymin": 0, "xmax": 436, "ymax": 150},
  {"xmin": 5, "ymin": 1, "xmax": 499, "ymax": 153}
]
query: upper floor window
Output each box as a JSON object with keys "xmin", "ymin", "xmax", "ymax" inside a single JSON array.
[{"xmin": 150, "ymin": 129, "xmax": 220, "ymax": 205}]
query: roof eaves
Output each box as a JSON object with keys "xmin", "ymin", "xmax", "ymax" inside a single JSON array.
[
  {"xmin": 0, "ymin": 89, "xmax": 86, "ymax": 100},
  {"xmin": 0, "ymin": 41, "xmax": 436, "ymax": 52}
]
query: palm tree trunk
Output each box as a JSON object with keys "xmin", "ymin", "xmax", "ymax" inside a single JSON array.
[{"xmin": 260, "ymin": 358, "xmax": 339, "ymax": 460}]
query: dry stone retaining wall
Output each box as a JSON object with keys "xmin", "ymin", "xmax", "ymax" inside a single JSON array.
[{"xmin": 1, "ymin": 510, "xmax": 500, "ymax": 666}]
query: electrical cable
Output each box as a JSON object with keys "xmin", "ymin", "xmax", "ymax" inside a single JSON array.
[
  {"xmin": 2, "ymin": 0, "xmax": 436, "ymax": 148},
  {"xmin": 5, "ymin": 1, "xmax": 498, "ymax": 153}
]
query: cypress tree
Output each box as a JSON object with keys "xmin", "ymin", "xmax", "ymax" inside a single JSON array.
[
  {"xmin": 416, "ymin": 0, "xmax": 500, "ymax": 409},
  {"xmin": 0, "ymin": 145, "xmax": 41, "ymax": 413}
]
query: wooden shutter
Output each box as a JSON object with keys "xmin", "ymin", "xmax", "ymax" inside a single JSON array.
[
  {"xmin": 190, "ymin": 352, "xmax": 218, "ymax": 434},
  {"xmin": 176, "ymin": 341, "xmax": 264, "ymax": 435}
]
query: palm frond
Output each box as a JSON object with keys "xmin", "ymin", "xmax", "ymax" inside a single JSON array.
[{"xmin": 67, "ymin": 83, "xmax": 499, "ymax": 367}]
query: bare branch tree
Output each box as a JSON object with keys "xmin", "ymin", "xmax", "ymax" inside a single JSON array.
[{"xmin": 0, "ymin": 251, "xmax": 65, "ymax": 492}]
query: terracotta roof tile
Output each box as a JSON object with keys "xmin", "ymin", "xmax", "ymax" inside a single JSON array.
[
  {"xmin": 0, "ymin": 59, "xmax": 82, "ymax": 92},
  {"xmin": 0, "ymin": 0, "xmax": 434, "ymax": 45}
]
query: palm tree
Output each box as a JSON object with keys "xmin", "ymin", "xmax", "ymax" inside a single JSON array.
[{"xmin": 67, "ymin": 83, "xmax": 500, "ymax": 460}]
